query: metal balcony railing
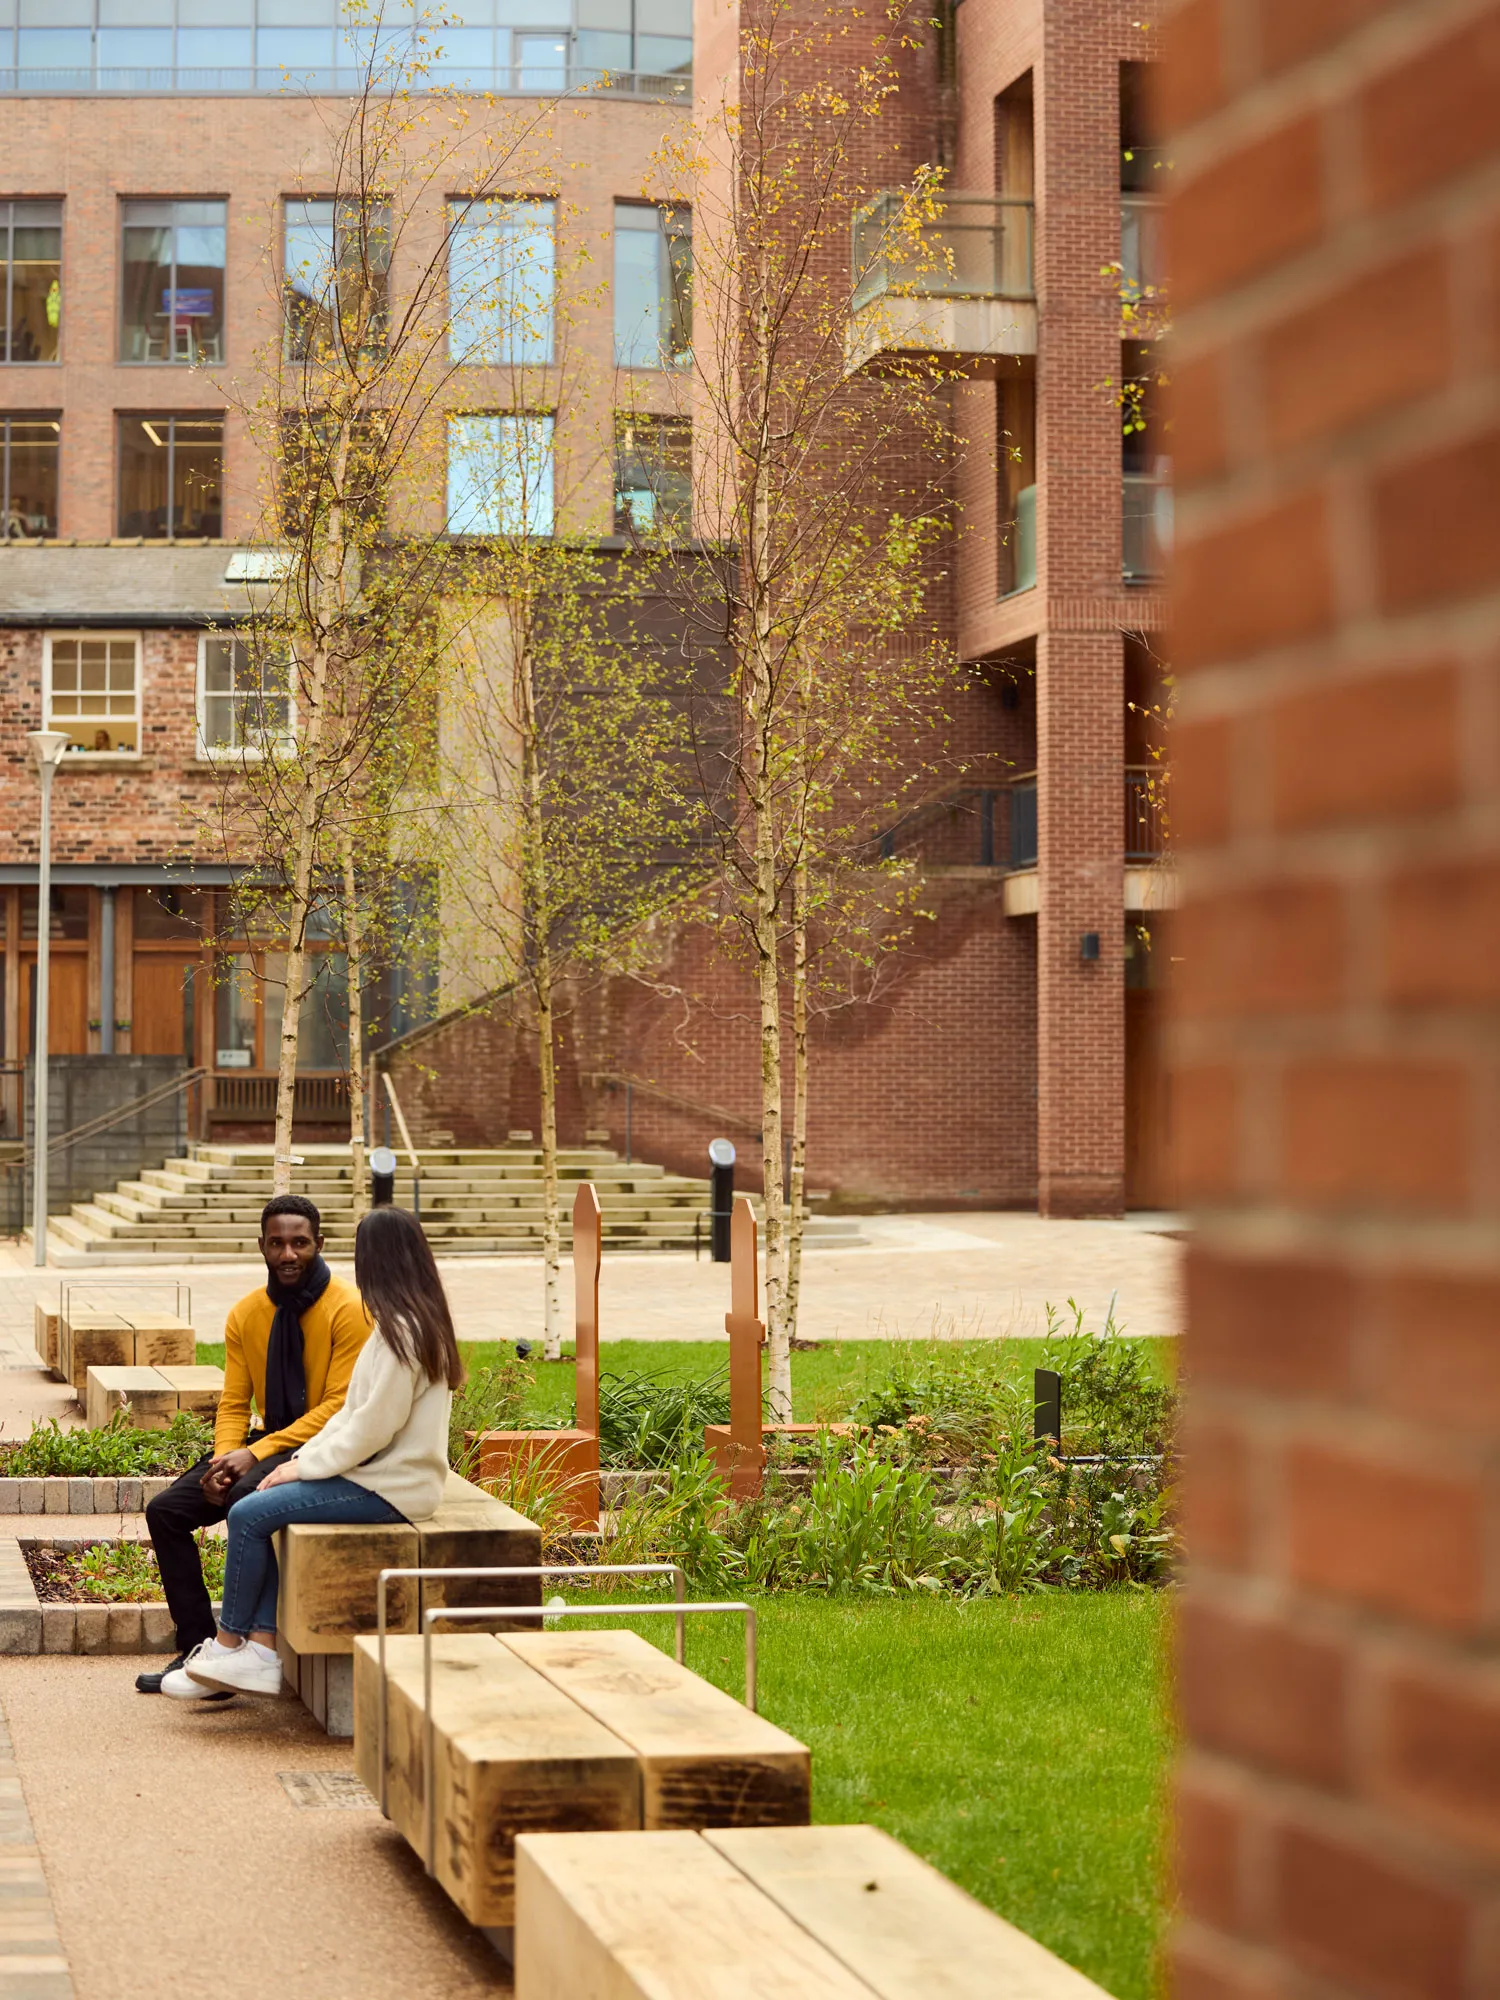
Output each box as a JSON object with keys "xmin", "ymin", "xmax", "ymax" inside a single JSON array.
[
  {"xmin": 1123, "ymin": 469, "xmax": 1172, "ymax": 582},
  {"xmin": 1008, "ymin": 775, "xmax": 1038, "ymax": 871},
  {"xmin": 852, "ymin": 192, "xmax": 1035, "ymax": 312},
  {"xmin": 0, "ymin": 65, "xmax": 689, "ymax": 99},
  {"xmin": 1125, "ymin": 767, "xmax": 1167, "ymax": 860}
]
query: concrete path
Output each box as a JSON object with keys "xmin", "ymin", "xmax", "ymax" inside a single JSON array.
[
  {"xmin": 0, "ymin": 1213, "xmax": 1184, "ymax": 1364},
  {"xmin": 0, "ymin": 1659, "xmax": 509, "ymax": 1999}
]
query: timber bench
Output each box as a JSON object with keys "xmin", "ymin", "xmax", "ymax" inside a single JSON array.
[
  {"xmin": 84, "ymin": 1364, "xmax": 224, "ymax": 1431},
  {"xmin": 514, "ymin": 1824, "xmax": 1111, "ymax": 1999},
  {"xmin": 275, "ymin": 1471, "xmax": 541, "ymax": 1735},
  {"xmin": 353, "ymin": 1623, "xmax": 810, "ymax": 1929},
  {"xmin": 40, "ymin": 1303, "xmax": 196, "ymax": 1395}
]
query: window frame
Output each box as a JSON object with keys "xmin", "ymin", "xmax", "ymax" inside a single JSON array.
[
  {"xmin": 282, "ymin": 196, "xmax": 392, "ymax": 362},
  {"xmin": 115, "ymin": 410, "xmax": 225, "ymax": 540},
  {"xmin": 0, "ymin": 198, "xmax": 63, "ymax": 367},
  {"xmin": 43, "ymin": 630, "xmax": 143, "ymax": 761},
  {"xmin": 195, "ymin": 630, "xmax": 296, "ymax": 762},
  {"xmin": 1, "ymin": 411, "xmax": 60, "ymax": 540},
  {"xmin": 612, "ymin": 200, "xmax": 691, "ymax": 371},
  {"xmin": 447, "ymin": 195, "xmax": 557, "ymax": 367},
  {"xmin": 446, "ymin": 409, "xmax": 556, "ymax": 539},
  {"xmin": 118, "ymin": 196, "xmax": 228, "ymax": 368}
]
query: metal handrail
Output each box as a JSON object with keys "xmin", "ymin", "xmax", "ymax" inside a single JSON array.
[
  {"xmin": 590, "ymin": 1071, "xmax": 762, "ymax": 1141},
  {"xmin": 0, "ymin": 1064, "xmax": 206, "ymax": 1179},
  {"xmin": 374, "ymin": 1562, "xmax": 690, "ymax": 1822}
]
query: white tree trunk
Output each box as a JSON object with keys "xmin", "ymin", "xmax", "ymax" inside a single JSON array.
[
  {"xmin": 784, "ymin": 855, "xmax": 808, "ymax": 1345},
  {"xmin": 343, "ymin": 831, "xmax": 368, "ymax": 1227}
]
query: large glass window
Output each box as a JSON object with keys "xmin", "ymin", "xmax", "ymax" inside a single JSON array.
[
  {"xmin": 447, "ymin": 412, "xmax": 554, "ymax": 536},
  {"xmin": 198, "ymin": 634, "xmax": 293, "ymax": 755},
  {"xmin": 613, "ymin": 415, "xmax": 689, "ymax": 537},
  {"xmin": 613, "ymin": 203, "xmax": 690, "ymax": 369},
  {"xmin": 1, "ymin": 414, "xmax": 59, "ymax": 538},
  {"xmin": 276, "ymin": 409, "xmax": 386, "ymax": 537},
  {"xmin": 284, "ymin": 198, "xmax": 390, "ymax": 359},
  {"xmin": 117, "ymin": 412, "xmax": 223, "ymax": 537},
  {"xmin": 0, "ymin": 202, "xmax": 61, "ymax": 364},
  {"xmin": 45, "ymin": 634, "xmax": 140, "ymax": 755},
  {"xmin": 120, "ymin": 199, "xmax": 225, "ymax": 364},
  {"xmin": 449, "ymin": 198, "xmax": 555, "ymax": 366}
]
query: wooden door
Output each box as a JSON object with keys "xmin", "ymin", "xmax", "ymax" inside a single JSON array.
[
  {"xmin": 21, "ymin": 954, "xmax": 88, "ymax": 1056},
  {"xmin": 133, "ymin": 956, "xmax": 198, "ymax": 1058}
]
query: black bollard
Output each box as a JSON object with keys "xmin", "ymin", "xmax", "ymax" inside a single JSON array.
[
  {"xmin": 708, "ymin": 1137, "xmax": 735, "ymax": 1262},
  {"xmin": 370, "ymin": 1144, "xmax": 398, "ymax": 1209},
  {"xmin": 1034, "ymin": 1367, "xmax": 1062, "ymax": 1451}
]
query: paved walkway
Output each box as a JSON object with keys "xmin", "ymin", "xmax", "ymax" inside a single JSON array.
[{"xmin": 0, "ymin": 1214, "xmax": 1184, "ymax": 1369}]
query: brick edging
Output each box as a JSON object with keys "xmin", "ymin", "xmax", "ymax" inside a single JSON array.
[
  {"xmin": 0, "ymin": 1477, "xmax": 174, "ymax": 1516},
  {"xmin": 0, "ymin": 1537, "xmax": 197, "ymax": 1657}
]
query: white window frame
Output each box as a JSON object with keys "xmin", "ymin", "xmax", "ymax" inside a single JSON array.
[
  {"xmin": 195, "ymin": 631, "xmax": 296, "ymax": 760},
  {"xmin": 43, "ymin": 630, "xmax": 142, "ymax": 759}
]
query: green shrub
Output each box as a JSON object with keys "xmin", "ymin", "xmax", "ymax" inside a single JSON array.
[
  {"xmin": 448, "ymin": 1357, "xmax": 533, "ymax": 1478},
  {"xmin": 37, "ymin": 1533, "xmax": 224, "ymax": 1603},
  {"xmin": 596, "ymin": 1369, "xmax": 731, "ymax": 1469},
  {"xmin": 5, "ymin": 1411, "xmax": 213, "ymax": 1478}
]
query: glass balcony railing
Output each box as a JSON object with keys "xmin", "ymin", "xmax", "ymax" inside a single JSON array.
[
  {"xmin": 1009, "ymin": 483, "xmax": 1036, "ymax": 594},
  {"xmin": 0, "ymin": 64, "xmax": 689, "ymax": 99},
  {"xmin": 1008, "ymin": 775, "xmax": 1038, "ymax": 871},
  {"xmin": 852, "ymin": 192, "xmax": 1035, "ymax": 312},
  {"xmin": 1123, "ymin": 468, "xmax": 1171, "ymax": 582},
  {"xmin": 1120, "ymin": 194, "xmax": 1164, "ymax": 303}
]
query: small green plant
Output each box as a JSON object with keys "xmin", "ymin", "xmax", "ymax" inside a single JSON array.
[
  {"xmin": 5, "ymin": 1411, "xmax": 213, "ymax": 1478},
  {"xmin": 38, "ymin": 1531, "xmax": 224, "ymax": 1603},
  {"xmin": 448, "ymin": 1357, "xmax": 533, "ymax": 1479},
  {"xmin": 596, "ymin": 1369, "xmax": 731, "ymax": 1469}
]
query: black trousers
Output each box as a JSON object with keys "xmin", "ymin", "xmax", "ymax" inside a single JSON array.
[{"xmin": 144, "ymin": 1448, "xmax": 295, "ymax": 1653}]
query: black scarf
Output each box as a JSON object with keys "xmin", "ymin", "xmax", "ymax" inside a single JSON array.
[{"xmin": 263, "ymin": 1255, "xmax": 331, "ymax": 1435}]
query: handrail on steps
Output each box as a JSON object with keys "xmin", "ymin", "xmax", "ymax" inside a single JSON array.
[{"xmin": 0, "ymin": 1066, "xmax": 208, "ymax": 1180}]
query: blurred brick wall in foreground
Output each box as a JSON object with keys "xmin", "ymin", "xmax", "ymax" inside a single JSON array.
[{"xmin": 1165, "ymin": 1, "xmax": 1500, "ymax": 1995}]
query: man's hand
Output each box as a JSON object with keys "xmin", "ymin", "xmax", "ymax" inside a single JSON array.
[{"xmin": 200, "ymin": 1447, "xmax": 257, "ymax": 1500}]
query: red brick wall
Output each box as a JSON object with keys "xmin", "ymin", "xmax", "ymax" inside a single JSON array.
[{"xmin": 1167, "ymin": 1, "xmax": 1500, "ymax": 1993}]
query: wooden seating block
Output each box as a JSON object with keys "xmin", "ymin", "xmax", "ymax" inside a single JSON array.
[
  {"xmin": 85, "ymin": 1367, "xmax": 180, "ymax": 1432},
  {"xmin": 353, "ymin": 1633, "xmax": 640, "ymax": 1927},
  {"xmin": 59, "ymin": 1315, "xmax": 133, "ymax": 1392},
  {"xmin": 514, "ymin": 1830, "xmax": 871, "ymax": 1999},
  {"xmin": 129, "ymin": 1317, "xmax": 195, "ymax": 1369},
  {"xmin": 504, "ymin": 1629, "xmax": 810, "ymax": 1828},
  {"xmin": 415, "ymin": 1470, "xmax": 544, "ymax": 1620},
  {"xmin": 705, "ymin": 1825, "xmax": 1110, "ymax": 1998},
  {"xmin": 155, "ymin": 1365, "xmax": 225, "ymax": 1414},
  {"xmin": 277, "ymin": 1521, "xmax": 420, "ymax": 1656},
  {"xmin": 34, "ymin": 1300, "xmax": 61, "ymax": 1378},
  {"xmin": 475, "ymin": 1429, "xmax": 600, "ymax": 1530}
]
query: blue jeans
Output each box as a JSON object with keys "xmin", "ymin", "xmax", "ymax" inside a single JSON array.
[{"xmin": 219, "ymin": 1479, "xmax": 405, "ymax": 1638}]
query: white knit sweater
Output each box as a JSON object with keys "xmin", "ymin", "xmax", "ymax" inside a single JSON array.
[{"xmin": 292, "ymin": 1326, "xmax": 452, "ymax": 1521}]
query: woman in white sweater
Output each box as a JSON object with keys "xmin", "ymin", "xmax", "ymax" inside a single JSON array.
[{"xmin": 183, "ymin": 1205, "xmax": 463, "ymax": 1698}]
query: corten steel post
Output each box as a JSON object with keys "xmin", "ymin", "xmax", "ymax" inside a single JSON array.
[
  {"xmin": 725, "ymin": 1194, "xmax": 766, "ymax": 1499},
  {"xmin": 572, "ymin": 1178, "xmax": 602, "ymax": 1525},
  {"xmin": 26, "ymin": 731, "xmax": 70, "ymax": 1270}
]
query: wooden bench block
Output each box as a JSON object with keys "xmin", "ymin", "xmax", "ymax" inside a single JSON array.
[
  {"xmin": 84, "ymin": 1366, "xmax": 179, "ymax": 1432},
  {"xmin": 277, "ymin": 1521, "xmax": 421, "ymax": 1655},
  {"xmin": 60, "ymin": 1315, "xmax": 133, "ymax": 1393},
  {"xmin": 415, "ymin": 1470, "xmax": 543, "ymax": 1620},
  {"xmin": 127, "ymin": 1316, "xmax": 195, "ymax": 1369},
  {"xmin": 353, "ymin": 1633, "xmax": 640, "ymax": 1927},
  {"xmin": 155, "ymin": 1364, "xmax": 225, "ymax": 1414},
  {"xmin": 705, "ymin": 1825, "xmax": 1111, "ymax": 1998},
  {"xmin": 514, "ymin": 1830, "xmax": 871, "ymax": 1999},
  {"xmin": 475, "ymin": 1429, "xmax": 600, "ymax": 1530},
  {"xmin": 504, "ymin": 1629, "xmax": 810, "ymax": 1829},
  {"xmin": 34, "ymin": 1300, "xmax": 61, "ymax": 1378}
]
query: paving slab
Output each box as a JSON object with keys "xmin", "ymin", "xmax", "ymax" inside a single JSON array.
[{"xmin": 0, "ymin": 1656, "xmax": 509, "ymax": 1999}]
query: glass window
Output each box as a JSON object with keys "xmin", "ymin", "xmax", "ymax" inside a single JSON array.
[
  {"xmin": 120, "ymin": 199, "xmax": 226, "ymax": 364},
  {"xmin": 512, "ymin": 31, "xmax": 567, "ymax": 88},
  {"xmin": 613, "ymin": 203, "xmax": 690, "ymax": 369},
  {"xmin": 198, "ymin": 634, "xmax": 294, "ymax": 755},
  {"xmin": 613, "ymin": 415, "xmax": 689, "ymax": 536},
  {"xmin": 449, "ymin": 198, "xmax": 555, "ymax": 365},
  {"xmin": 447, "ymin": 412, "xmax": 554, "ymax": 536},
  {"xmin": 430, "ymin": 25, "xmax": 493, "ymax": 83},
  {"xmin": 284, "ymin": 198, "xmax": 390, "ymax": 360},
  {"xmin": 46, "ymin": 635, "xmax": 140, "ymax": 755},
  {"xmin": 636, "ymin": 33, "xmax": 691, "ymax": 75},
  {"xmin": 20, "ymin": 889, "xmax": 90, "ymax": 942},
  {"xmin": 117, "ymin": 413, "xmax": 223, "ymax": 538},
  {"xmin": 133, "ymin": 886, "xmax": 211, "ymax": 941},
  {"xmin": 177, "ymin": 27, "xmax": 253, "ymax": 68},
  {"xmin": 0, "ymin": 202, "xmax": 62, "ymax": 365},
  {"xmin": 17, "ymin": 29, "xmax": 92, "ymax": 73},
  {"xmin": 97, "ymin": 28, "xmax": 174, "ymax": 81},
  {"xmin": 214, "ymin": 953, "xmax": 258, "ymax": 1067},
  {"xmin": 1, "ymin": 414, "xmax": 58, "ymax": 538},
  {"xmin": 576, "ymin": 29, "xmax": 631, "ymax": 75},
  {"xmin": 257, "ymin": 27, "xmax": 335, "ymax": 81},
  {"xmin": 276, "ymin": 409, "xmax": 385, "ymax": 536},
  {"xmin": 298, "ymin": 952, "xmax": 349, "ymax": 1070}
]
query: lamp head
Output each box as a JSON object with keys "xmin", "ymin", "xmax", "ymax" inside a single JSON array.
[{"xmin": 26, "ymin": 731, "xmax": 70, "ymax": 772}]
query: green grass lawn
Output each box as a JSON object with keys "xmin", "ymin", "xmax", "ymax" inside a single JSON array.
[{"xmin": 558, "ymin": 1590, "xmax": 1169, "ymax": 2000}]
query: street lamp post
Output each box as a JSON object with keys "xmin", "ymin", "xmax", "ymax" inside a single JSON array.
[{"xmin": 26, "ymin": 731, "xmax": 70, "ymax": 1269}]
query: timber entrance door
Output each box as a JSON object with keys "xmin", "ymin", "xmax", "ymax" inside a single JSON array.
[
  {"xmin": 133, "ymin": 956, "xmax": 199, "ymax": 1059},
  {"xmin": 20, "ymin": 954, "xmax": 88, "ymax": 1056}
]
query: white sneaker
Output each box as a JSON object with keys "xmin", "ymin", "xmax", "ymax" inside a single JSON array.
[
  {"xmin": 161, "ymin": 1641, "xmax": 236, "ymax": 1701},
  {"xmin": 185, "ymin": 1638, "xmax": 283, "ymax": 1699}
]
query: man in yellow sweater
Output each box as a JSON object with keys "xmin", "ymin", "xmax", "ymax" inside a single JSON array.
[{"xmin": 137, "ymin": 1192, "xmax": 371, "ymax": 1698}]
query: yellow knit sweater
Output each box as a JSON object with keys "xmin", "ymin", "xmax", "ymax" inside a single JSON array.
[{"xmin": 213, "ymin": 1276, "xmax": 372, "ymax": 1461}]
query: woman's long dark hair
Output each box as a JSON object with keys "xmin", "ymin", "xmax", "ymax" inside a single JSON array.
[{"xmin": 354, "ymin": 1207, "xmax": 464, "ymax": 1390}]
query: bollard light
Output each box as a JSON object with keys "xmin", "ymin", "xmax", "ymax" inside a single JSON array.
[
  {"xmin": 708, "ymin": 1137, "xmax": 735, "ymax": 1263},
  {"xmin": 370, "ymin": 1145, "xmax": 398, "ymax": 1209}
]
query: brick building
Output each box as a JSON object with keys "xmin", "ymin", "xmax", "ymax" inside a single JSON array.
[
  {"xmin": 0, "ymin": 0, "xmax": 1172, "ymax": 1214},
  {"xmin": 1166, "ymin": 0, "xmax": 1500, "ymax": 1993}
]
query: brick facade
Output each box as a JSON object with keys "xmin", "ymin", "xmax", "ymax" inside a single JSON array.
[{"xmin": 1167, "ymin": 0, "xmax": 1500, "ymax": 1992}]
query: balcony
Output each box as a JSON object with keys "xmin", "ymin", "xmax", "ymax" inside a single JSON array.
[
  {"xmin": 1120, "ymin": 194, "xmax": 1165, "ymax": 309},
  {"xmin": 847, "ymin": 192, "xmax": 1037, "ymax": 376},
  {"xmin": 1123, "ymin": 469, "xmax": 1171, "ymax": 583},
  {"xmin": 0, "ymin": 64, "xmax": 690, "ymax": 101},
  {"xmin": 1001, "ymin": 768, "xmax": 1174, "ymax": 917}
]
